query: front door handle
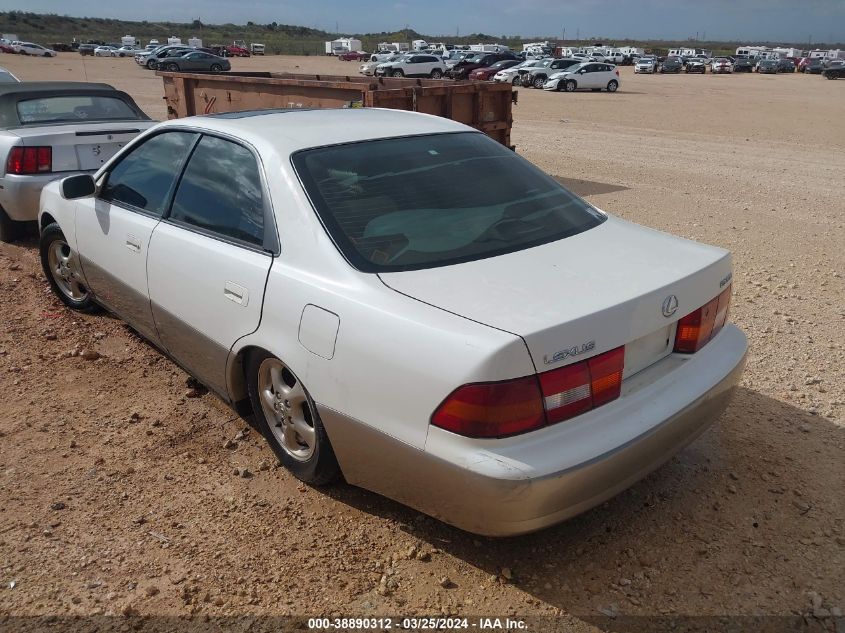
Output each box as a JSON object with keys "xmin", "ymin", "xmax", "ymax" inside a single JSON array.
[
  {"xmin": 224, "ymin": 281, "xmax": 249, "ymax": 307},
  {"xmin": 125, "ymin": 235, "xmax": 141, "ymax": 252}
]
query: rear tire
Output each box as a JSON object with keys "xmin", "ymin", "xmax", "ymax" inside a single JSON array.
[
  {"xmin": 430, "ymin": 68, "xmax": 443, "ymax": 79},
  {"xmin": 246, "ymin": 350, "xmax": 340, "ymax": 486},
  {"xmin": 39, "ymin": 223, "xmax": 99, "ymax": 313},
  {"xmin": 0, "ymin": 207, "xmax": 20, "ymax": 243},
  {"xmin": 607, "ymin": 80, "xmax": 619, "ymax": 92}
]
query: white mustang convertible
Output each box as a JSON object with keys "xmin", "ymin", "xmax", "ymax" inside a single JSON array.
[{"xmin": 39, "ymin": 109, "xmax": 747, "ymax": 536}]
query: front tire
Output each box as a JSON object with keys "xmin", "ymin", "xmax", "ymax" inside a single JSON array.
[
  {"xmin": 391, "ymin": 69, "xmax": 404, "ymax": 77},
  {"xmin": 533, "ymin": 75, "xmax": 546, "ymax": 89},
  {"xmin": 564, "ymin": 80, "xmax": 577, "ymax": 92},
  {"xmin": 166, "ymin": 63, "xmax": 179, "ymax": 71},
  {"xmin": 210, "ymin": 63, "xmax": 222, "ymax": 72},
  {"xmin": 511, "ymin": 76, "xmax": 520, "ymax": 85},
  {"xmin": 247, "ymin": 350, "xmax": 340, "ymax": 485},
  {"xmin": 146, "ymin": 59, "xmax": 156, "ymax": 69},
  {"xmin": 39, "ymin": 223, "xmax": 98, "ymax": 312},
  {"xmin": 607, "ymin": 80, "xmax": 619, "ymax": 92}
]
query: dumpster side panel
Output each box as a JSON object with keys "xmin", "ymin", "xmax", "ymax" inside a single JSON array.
[{"xmin": 159, "ymin": 72, "xmax": 514, "ymax": 146}]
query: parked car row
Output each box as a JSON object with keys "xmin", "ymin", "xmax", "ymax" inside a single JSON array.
[{"xmin": 135, "ymin": 44, "xmax": 230, "ymax": 72}]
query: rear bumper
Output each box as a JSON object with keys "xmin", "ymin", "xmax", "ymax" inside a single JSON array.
[
  {"xmin": 0, "ymin": 172, "xmax": 86, "ymax": 222},
  {"xmin": 320, "ymin": 324, "xmax": 747, "ymax": 536}
]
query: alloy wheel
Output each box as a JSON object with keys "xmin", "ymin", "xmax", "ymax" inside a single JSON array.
[{"xmin": 257, "ymin": 358, "xmax": 316, "ymax": 462}]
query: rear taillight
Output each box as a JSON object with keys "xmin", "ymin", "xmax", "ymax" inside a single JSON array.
[
  {"xmin": 432, "ymin": 346, "xmax": 626, "ymax": 438},
  {"xmin": 431, "ymin": 376, "xmax": 545, "ymax": 438},
  {"xmin": 674, "ymin": 285, "xmax": 732, "ymax": 353},
  {"xmin": 6, "ymin": 146, "xmax": 52, "ymax": 175}
]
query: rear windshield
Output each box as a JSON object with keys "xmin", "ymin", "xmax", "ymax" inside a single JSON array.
[
  {"xmin": 293, "ymin": 132, "xmax": 606, "ymax": 272},
  {"xmin": 15, "ymin": 95, "xmax": 140, "ymax": 126}
]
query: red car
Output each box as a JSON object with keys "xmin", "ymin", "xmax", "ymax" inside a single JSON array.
[
  {"xmin": 339, "ymin": 51, "xmax": 368, "ymax": 61},
  {"xmin": 226, "ymin": 44, "xmax": 250, "ymax": 57},
  {"xmin": 0, "ymin": 43, "xmax": 15, "ymax": 54},
  {"xmin": 468, "ymin": 59, "xmax": 522, "ymax": 81}
]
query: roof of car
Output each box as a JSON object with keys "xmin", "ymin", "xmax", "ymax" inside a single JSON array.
[
  {"xmin": 0, "ymin": 81, "xmax": 115, "ymax": 95},
  {"xmin": 161, "ymin": 108, "xmax": 470, "ymax": 154}
]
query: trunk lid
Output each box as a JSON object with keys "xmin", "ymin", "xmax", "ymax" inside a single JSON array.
[
  {"xmin": 12, "ymin": 121, "xmax": 155, "ymax": 172},
  {"xmin": 379, "ymin": 216, "xmax": 732, "ymax": 374}
]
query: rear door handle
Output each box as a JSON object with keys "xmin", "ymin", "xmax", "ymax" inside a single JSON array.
[
  {"xmin": 125, "ymin": 235, "xmax": 141, "ymax": 252},
  {"xmin": 224, "ymin": 281, "xmax": 249, "ymax": 307}
]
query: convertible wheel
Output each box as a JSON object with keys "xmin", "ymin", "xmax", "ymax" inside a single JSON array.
[
  {"xmin": 248, "ymin": 351, "xmax": 340, "ymax": 485},
  {"xmin": 0, "ymin": 206, "xmax": 21, "ymax": 243},
  {"xmin": 564, "ymin": 80, "xmax": 577, "ymax": 92},
  {"xmin": 210, "ymin": 63, "xmax": 222, "ymax": 72},
  {"xmin": 607, "ymin": 80, "xmax": 619, "ymax": 92},
  {"xmin": 40, "ymin": 223, "xmax": 98, "ymax": 312}
]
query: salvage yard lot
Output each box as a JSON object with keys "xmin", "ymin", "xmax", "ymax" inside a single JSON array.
[{"xmin": 0, "ymin": 53, "xmax": 843, "ymax": 627}]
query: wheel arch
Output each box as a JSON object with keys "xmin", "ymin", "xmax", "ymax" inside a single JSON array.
[{"xmin": 40, "ymin": 211, "xmax": 57, "ymax": 233}]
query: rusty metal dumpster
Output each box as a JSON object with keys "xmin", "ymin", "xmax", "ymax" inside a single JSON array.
[{"xmin": 158, "ymin": 71, "xmax": 517, "ymax": 147}]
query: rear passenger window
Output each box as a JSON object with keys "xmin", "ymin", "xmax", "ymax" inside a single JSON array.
[
  {"xmin": 101, "ymin": 131, "xmax": 198, "ymax": 216},
  {"xmin": 169, "ymin": 135, "xmax": 265, "ymax": 247}
]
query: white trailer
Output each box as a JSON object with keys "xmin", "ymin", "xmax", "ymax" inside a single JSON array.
[
  {"xmin": 121, "ymin": 35, "xmax": 139, "ymax": 47},
  {"xmin": 1, "ymin": 33, "xmax": 18, "ymax": 42},
  {"xmin": 412, "ymin": 39, "xmax": 428, "ymax": 51},
  {"xmin": 325, "ymin": 38, "xmax": 362, "ymax": 55},
  {"xmin": 392, "ymin": 42, "xmax": 409, "ymax": 52},
  {"xmin": 167, "ymin": 36, "xmax": 182, "ymax": 46},
  {"xmin": 619, "ymin": 46, "xmax": 644, "ymax": 57},
  {"xmin": 469, "ymin": 43, "xmax": 508, "ymax": 53},
  {"xmin": 251, "ymin": 43, "xmax": 265, "ymax": 55},
  {"xmin": 773, "ymin": 47, "xmax": 803, "ymax": 58},
  {"xmin": 188, "ymin": 37, "xmax": 202, "ymax": 48}
]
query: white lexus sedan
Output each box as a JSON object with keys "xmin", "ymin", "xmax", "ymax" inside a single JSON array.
[{"xmin": 38, "ymin": 109, "xmax": 747, "ymax": 536}]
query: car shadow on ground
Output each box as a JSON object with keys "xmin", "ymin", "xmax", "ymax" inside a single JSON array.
[
  {"xmin": 320, "ymin": 387, "xmax": 843, "ymax": 622},
  {"xmin": 553, "ymin": 177, "xmax": 629, "ymax": 197}
]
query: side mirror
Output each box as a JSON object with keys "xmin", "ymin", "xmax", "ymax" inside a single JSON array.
[{"xmin": 61, "ymin": 174, "xmax": 96, "ymax": 200}]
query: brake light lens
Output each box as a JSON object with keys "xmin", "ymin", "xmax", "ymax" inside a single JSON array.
[
  {"xmin": 431, "ymin": 376, "xmax": 545, "ymax": 438},
  {"xmin": 6, "ymin": 146, "xmax": 52, "ymax": 175},
  {"xmin": 432, "ymin": 346, "xmax": 626, "ymax": 438},
  {"xmin": 674, "ymin": 285, "xmax": 732, "ymax": 353}
]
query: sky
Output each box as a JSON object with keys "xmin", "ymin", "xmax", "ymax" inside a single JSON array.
[{"xmin": 3, "ymin": 0, "xmax": 844, "ymax": 44}]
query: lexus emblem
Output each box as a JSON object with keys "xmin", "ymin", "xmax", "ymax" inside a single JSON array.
[{"xmin": 662, "ymin": 295, "xmax": 679, "ymax": 318}]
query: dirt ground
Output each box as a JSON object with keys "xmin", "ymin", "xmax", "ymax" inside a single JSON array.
[{"xmin": 0, "ymin": 53, "xmax": 843, "ymax": 631}]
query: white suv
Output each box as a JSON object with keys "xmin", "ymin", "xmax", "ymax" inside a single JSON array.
[
  {"xmin": 375, "ymin": 54, "xmax": 447, "ymax": 78},
  {"xmin": 18, "ymin": 43, "xmax": 57, "ymax": 57},
  {"xmin": 543, "ymin": 62, "xmax": 621, "ymax": 92}
]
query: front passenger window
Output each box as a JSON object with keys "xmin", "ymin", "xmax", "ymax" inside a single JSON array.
[{"xmin": 169, "ymin": 135, "xmax": 265, "ymax": 247}]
